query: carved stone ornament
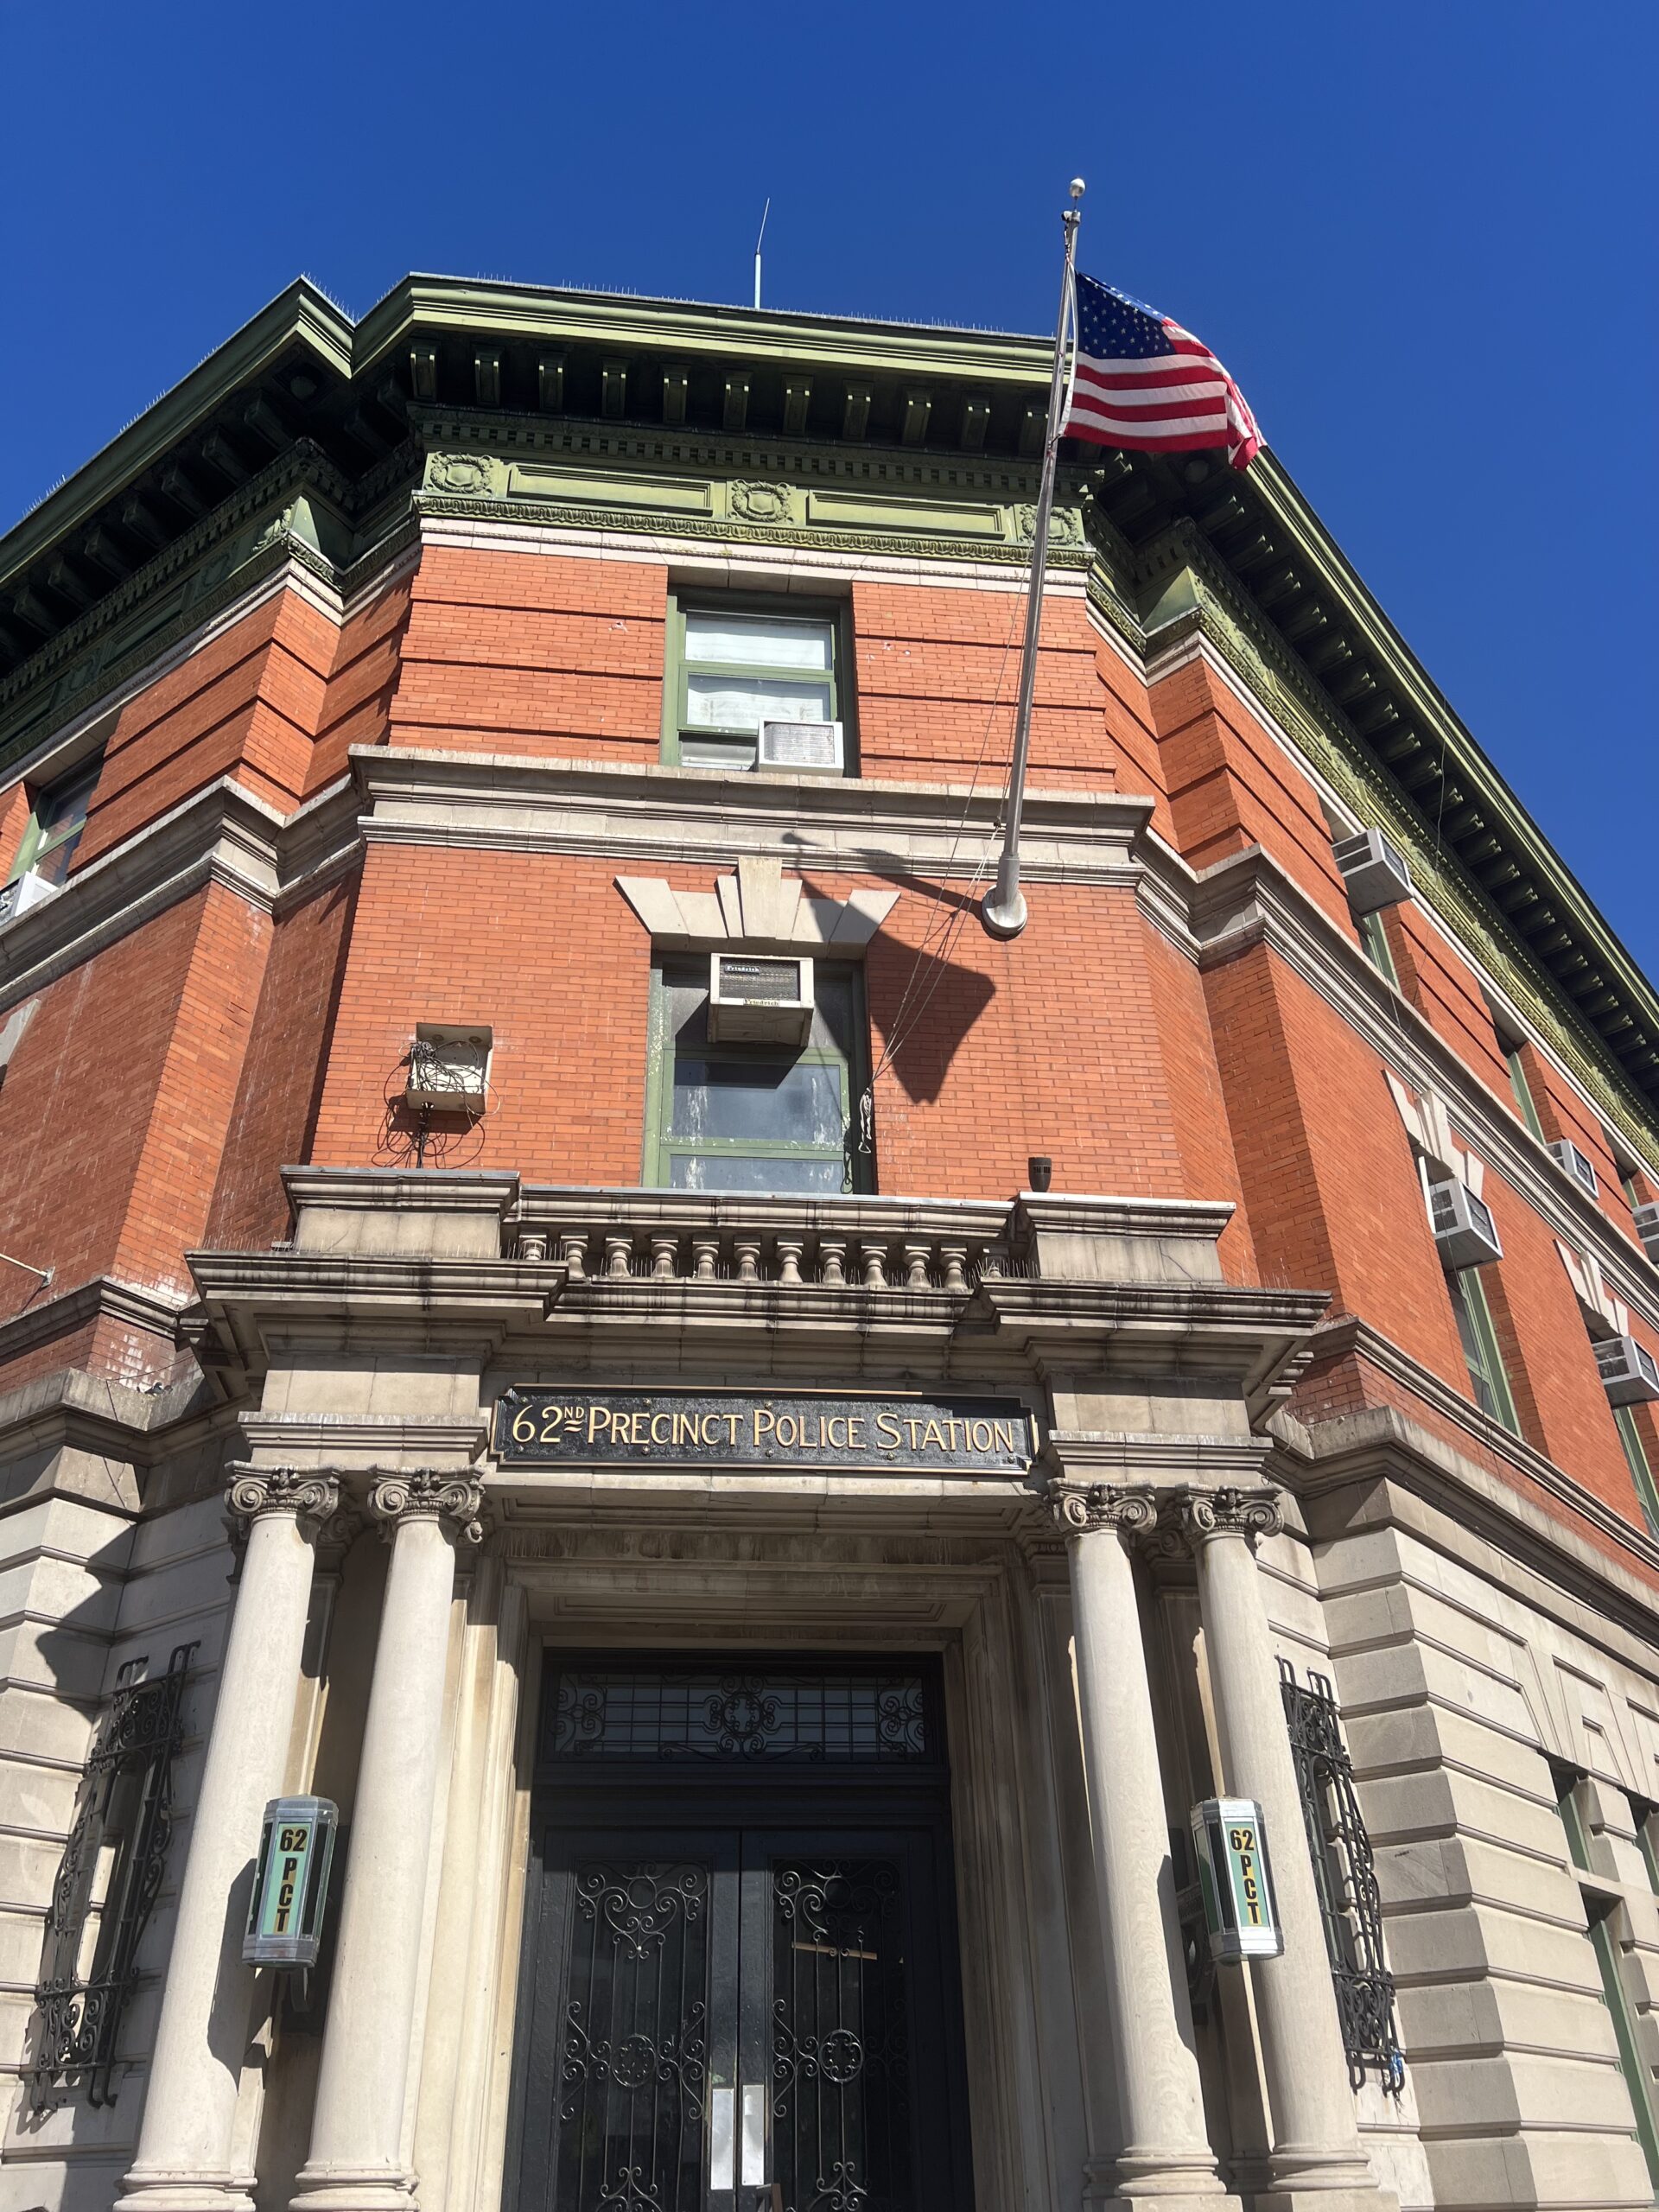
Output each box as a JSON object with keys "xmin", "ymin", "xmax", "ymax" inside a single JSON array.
[
  {"xmin": 1045, "ymin": 1480, "xmax": 1160, "ymax": 1541},
  {"xmin": 427, "ymin": 453, "xmax": 496, "ymax": 497},
  {"xmin": 1179, "ymin": 1486, "xmax": 1284, "ymax": 1548},
  {"xmin": 226, "ymin": 1465, "xmax": 340, "ymax": 1536},
  {"xmin": 1012, "ymin": 501, "xmax": 1083, "ymax": 544},
  {"xmin": 367, "ymin": 1468, "xmax": 486, "ymax": 1546},
  {"xmin": 728, "ymin": 479, "xmax": 796, "ymax": 524}
]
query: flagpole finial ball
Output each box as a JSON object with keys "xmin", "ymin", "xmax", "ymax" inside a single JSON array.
[{"xmin": 1069, "ymin": 178, "xmax": 1086, "ymax": 199}]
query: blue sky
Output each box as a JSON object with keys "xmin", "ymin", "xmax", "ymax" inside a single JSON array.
[{"xmin": 3, "ymin": 2, "xmax": 1655, "ymax": 976}]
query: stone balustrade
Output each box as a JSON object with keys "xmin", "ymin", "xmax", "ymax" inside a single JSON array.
[{"xmin": 508, "ymin": 1187, "xmax": 1015, "ymax": 1292}]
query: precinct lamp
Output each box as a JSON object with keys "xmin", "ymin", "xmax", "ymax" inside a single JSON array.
[
  {"xmin": 244, "ymin": 1796, "xmax": 338, "ymax": 1969},
  {"xmin": 1191, "ymin": 1796, "xmax": 1282, "ymax": 1963}
]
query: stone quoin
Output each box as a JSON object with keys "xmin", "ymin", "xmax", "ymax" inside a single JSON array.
[{"xmin": 0, "ymin": 276, "xmax": 1657, "ymax": 2212}]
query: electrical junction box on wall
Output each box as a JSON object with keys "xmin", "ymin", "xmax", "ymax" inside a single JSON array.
[
  {"xmin": 708, "ymin": 954, "xmax": 813, "ymax": 1045},
  {"xmin": 406, "ymin": 1024, "xmax": 492, "ymax": 1115}
]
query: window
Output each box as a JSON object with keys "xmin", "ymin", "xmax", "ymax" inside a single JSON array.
[
  {"xmin": 1496, "ymin": 1035, "xmax": 1546, "ymax": 1140},
  {"xmin": 28, "ymin": 1643, "xmax": 193, "ymax": 2110},
  {"xmin": 1357, "ymin": 907, "xmax": 1399, "ymax": 987},
  {"xmin": 1446, "ymin": 1265, "xmax": 1520, "ymax": 1432},
  {"xmin": 646, "ymin": 957, "xmax": 870, "ymax": 1192},
  {"xmin": 6, "ymin": 754, "xmax": 101, "ymax": 891},
  {"xmin": 1554, "ymin": 1769, "xmax": 1659, "ymax": 2193},
  {"xmin": 1612, "ymin": 1403, "xmax": 1659, "ymax": 1537},
  {"xmin": 664, "ymin": 597, "xmax": 849, "ymax": 772}
]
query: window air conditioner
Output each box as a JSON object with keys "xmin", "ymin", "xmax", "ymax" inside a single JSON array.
[
  {"xmin": 757, "ymin": 719, "xmax": 844, "ymax": 774},
  {"xmin": 1332, "ymin": 829, "xmax": 1413, "ymax": 915},
  {"xmin": 0, "ymin": 870, "xmax": 62, "ymax": 927},
  {"xmin": 1428, "ymin": 1179, "xmax": 1503, "ymax": 1270},
  {"xmin": 1634, "ymin": 1202, "xmax": 1659, "ymax": 1264},
  {"xmin": 1548, "ymin": 1137, "xmax": 1599, "ymax": 1198},
  {"xmin": 406, "ymin": 1024, "xmax": 492, "ymax": 1115},
  {"xmin": 1596, "ymin": 1334, "xmax": 1659, "ymax": 1407},
  {"xmin": 707, "ymin": 954, "xmax": 813, "ymax": 1045}
]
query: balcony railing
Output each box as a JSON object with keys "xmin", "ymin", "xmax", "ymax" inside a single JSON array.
[{"xmin": 509, "ymin": 1188, "xmax": 1016, "ymax": 1294}]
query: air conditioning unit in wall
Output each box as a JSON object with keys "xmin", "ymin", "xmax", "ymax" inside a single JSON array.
[
  {"xmin": 0, "ymin": 870, "xmax": 62, "ymax": 927},
  {"xmin": 1548, "ymin": 1137, "xmax": 1599, "ymax": 1198},
  {"xmin": 405, "ymin": 1024, "xmax": 492, "ymax": 1115},
  {"xmin": 708, "ymin": 953, "xmax": 813, "ymax": 1044},
  {"xmin": 1596, "ymin": 1334, "xmax": 1659, "ymax": 1406},
  {"xmin": 757, "ymin": 719, "xmax": 844, "ymax": 773},
  {"xmin": 1428, "ymin": 1179, "xmax": 1503, "ymax": 1270},
  {"xmin": 1632, "ymin": 1202, "xmax": 1659, "ymax": 1264},
  {"xmin": 1333, "ymin": 829, "xmax": 1413, "ymax": 914}
]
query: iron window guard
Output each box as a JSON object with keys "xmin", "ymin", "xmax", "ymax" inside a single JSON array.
[
  {"xmin": 1279, "ymin": 1658, "xmax": 1407, "ymax": 2094},
  {"xmin": 26, "ymin": 1642, "xmax": 195, "ymax": 2109}
]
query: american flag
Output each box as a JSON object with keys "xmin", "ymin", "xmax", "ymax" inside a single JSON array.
[{"xmin": 1061, "ymin": 272, "xmax": 1261, "ymax": 473}]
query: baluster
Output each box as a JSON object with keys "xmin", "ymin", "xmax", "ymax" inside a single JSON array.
[
  {"xmin": 940, "ymin": 1244, "xmax": 969, "ymax": 1293},
  {"xmin": 734, "ymin": 1238, "xmax": 762, "ymax": 1284},
  {"xmin": 902, "ymin": 1243, "xmax": 931, "ymax": 1291},
  {"xmin": 516, "ymin": 1230, "xmax": 549, "ymax": 1262},
  {"xmin": 860, "ymin": 1241, "xmax": 888, "ymax": 1291},
  {"xmin": 604, "ymin": 1234, "xmax": 632, "ymax": 1281},
  {"xmin": 818, "ymin": 1239, "xmax": 848, "ymax": 1287},
  {"xmin": 559, "ymin": 1231, "xmax": 588, "ymax": 1281},
  {"xmin": 650, "ymin": 1234, "xmax": 679, "ymax": 1280},
  {"xmin": 776, "ymin": 1239, "xmax": 804, "ymax": 1287},
  {"xmin": 691, "ymin": 1236, "xmax": 720, "ymax": 1282}
]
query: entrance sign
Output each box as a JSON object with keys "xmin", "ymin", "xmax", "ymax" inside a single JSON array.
[
  {"xmin": 495, "ymin": 1388, "xmax": 1033, "ymax": 1472},
  {"xmin": 244, "ymin": 1796, "xmax": 338, "ymax": 1969},
  {"xmin": 1191, "ymin": 1796, "xmax": 1283, "ymax": 1962}
]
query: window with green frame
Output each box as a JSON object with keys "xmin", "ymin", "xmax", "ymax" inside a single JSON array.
[
  {"xmin": 4, "ymin": 753, "xmax": 101, "ymax": 893},
  {"xmin": 662, "ymin": 595, "xmax": 851, "ymax": 771},
  {"xmin": 1502, "ymin": 1041, "xmax": 1546, "ymax": 1140},
  {"xmin": 1446, "ymin": 1265, "xmax": 1520, "ymax": 1432},
  {"xmin": 1612, "ymin": 1401, "xmax": 1659, "ymax": 1538},
  {"xmin": 1357, "ymin": 907, "xmax": 1399, "ymax": 988},
  {"xmin": 1555, "ymin": 1769, "xmax": 1659, "ymax": 2194},
  {"xmin": 645, "ymin": 957, "xmax": 870, "ymax": 1193}
]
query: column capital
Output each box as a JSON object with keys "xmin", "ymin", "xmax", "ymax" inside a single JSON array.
[
  {"xmin": 1178, "ymin": 1484, "xmax": 1284, "ymax": 1549},
  {"xmin": 1045, "ymin": 1479, "xmax": 1160, "ymax": 1543},
  {"xmin": 226, "ymin": 1465, "xmax": 340, "ymax": 1539},
  {"xmin": 367, "ymin": 1467, "xmax": 485, "ymax": 1546}
]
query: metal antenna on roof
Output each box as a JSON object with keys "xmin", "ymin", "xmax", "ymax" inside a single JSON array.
[{"xmin": 753, "ymin": 199, "xmax": 771, "ymax": 310}]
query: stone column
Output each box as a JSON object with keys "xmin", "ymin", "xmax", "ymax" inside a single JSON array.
[
  {"xmin": 1050, "ymin": 1481, "xmax": 1234, "ymax": 2212},
  {"xmin": 290, "ymin": 1471, "xmax": 483, "ymax": 2212},
  {"xmin": 118, "ymin": 1468, "xmax": 340, "ymax": 2212},
  {"xmin": 1184, "ymin": 1490, "xmax": 1390, "ymax": 2212}
]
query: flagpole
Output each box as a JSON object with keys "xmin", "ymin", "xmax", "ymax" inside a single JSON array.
[{"xmin": 981, "ymin": 178, "xmax": 1084, "ymax": 940}]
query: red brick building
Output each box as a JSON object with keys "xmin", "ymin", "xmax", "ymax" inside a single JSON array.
[{"xmin": 2, "ymin": 279, "xmax": 1657, "ymax": 2212}]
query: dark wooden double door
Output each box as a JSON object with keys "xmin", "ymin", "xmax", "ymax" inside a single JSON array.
[{"xmin": 506, "ymin": 1659, "xmax": 974, "ymax": 2212}]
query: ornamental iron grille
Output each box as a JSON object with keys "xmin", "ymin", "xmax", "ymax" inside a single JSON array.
[
  {"xmin": 1279, "ymin": 1659, "xmax": 1406, "ymax": 2093},
  {"xmin": 550, "ymin": 1669, "xmax": 927, "ymax": 1764},
  {"xmin": 772, "ymin": 1859, "xmax": 912, "ymax": 2212},
  {"xmin": 557, "ymin": 1858, "xmax": 710, "ymax": 2212},
  {"xmin": 27, "ymin": 1642, "xmax": 195, "ymax": 2109}
]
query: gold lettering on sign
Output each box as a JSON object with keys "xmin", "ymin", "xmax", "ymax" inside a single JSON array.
[{"xmin": 875, "ymin": 1412, "xmax": 903, "ymax": 1450}]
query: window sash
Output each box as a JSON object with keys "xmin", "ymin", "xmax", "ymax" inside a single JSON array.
[
  {"xmin": 7, "ymin": 760, "xmax": 100, "ymax": 887},
  {"xmin": 645, "ymin": 969, "xmax": 870, "ymax": 1195},
  {"xmin": 665, "ymin": 597, "xmax": 847, "ymax": 765},
  {"xmin": 1358, "ymin": 909, "xmax": 1398, "ymax": 987},
  {"xmin": 1505, "ymin": 1047, "xmax": 1545, "ymax": 1140},
  {"xmin": 1448, "ymin": 1267, "xmax": 1519, "ymax": 1433},
  {"xmin": 1613, "ymin": 1404, "xmax": 1659, "ymax": 1537}
]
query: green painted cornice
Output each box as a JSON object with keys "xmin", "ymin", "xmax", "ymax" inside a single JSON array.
[{"xmin": 0, "ymin": 281, "xmax": 353, "ymax": 596}]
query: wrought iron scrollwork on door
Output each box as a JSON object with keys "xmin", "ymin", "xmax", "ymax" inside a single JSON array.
[
  {"xmin": 1280, "ymin": 1660, "xmax": 1406, "ymax": 2093},
  {"xmin": 558, "ymin": 1860, "xmax": 709, "ymax": 2212},
  {"xmin": 26, "ymin": 1642, "xmax": 196, "ymax": 2109},
  {"xmin": 550, "ymin": 1669, "xmax": 927, "ymax": 1764},
  {"xmin": 772, "ymin": 1860, "xmax": 912, "ymax": 2212}
]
